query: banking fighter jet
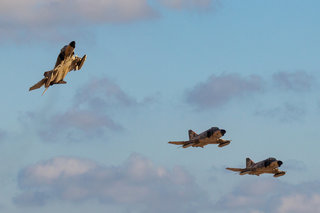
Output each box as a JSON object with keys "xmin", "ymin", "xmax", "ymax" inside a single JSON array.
[{"xmin": 29, "ymin": 41, "xmax": 86, "ymax": 95}]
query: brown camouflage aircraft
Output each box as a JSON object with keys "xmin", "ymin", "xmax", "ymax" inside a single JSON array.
[
  {"xmin": 29, "ymin": 41, "xmax": 86, "ymax": 95},
  {"xmin": 226, "ymin": 157, "xmax": 286, "ymax": 177},
  {"xmin": 168, "ymin": 127, "xmax": 231, "ymax": 148}
]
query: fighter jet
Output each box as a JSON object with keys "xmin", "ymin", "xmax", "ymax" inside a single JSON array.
[
  {"xmin": 168, "ymin": 127, "xmax": 231, "ymax": 148},
  {"xmin": 226, "ymin": 157, "xmax": 286, "ymax": 177},
  {"xmin": 29, "ymin": 41, "xmax": 87, "ymax": 95}
]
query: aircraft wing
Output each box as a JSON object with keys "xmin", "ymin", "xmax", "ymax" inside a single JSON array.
[
  {"xmin": 168, "ymin": 141, "xmax": 188, "ymax": 145},
  {"xmin": 226, "ymin": 167, "xmax": 246, "ymax": 172},
  {"xmin": 169, "ymin": 139, "xmax": 199, "ymax": 148},
  {"xmin": 74, "ymin": 55, "xmax": 87, "ymax": 71},
  {"xmin": 29, "ymin": 78, "xmax": 46, "ymax": 91}
]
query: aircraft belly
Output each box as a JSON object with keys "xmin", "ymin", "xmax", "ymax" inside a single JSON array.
[
  {"xmin": 52, "ymin": 57, "xmax": 73, "ymax": 83},
  {"xmin": 208, "ymin": 139, "xmax": 218, "ymax": 144},
  {"xmin": 193, "ymin": 139, "xmax": 208, "ymax": 147},
  {"xmin": 52, "ymin": 70, "xmax": 68, "ymax": 83},
  {"xmin": 255, "ymin": 168, "xmax": 274, "ymax": 174},
  {"xmin": 205, "ymin": 136, "xmax": 219, "ymax": 144}
]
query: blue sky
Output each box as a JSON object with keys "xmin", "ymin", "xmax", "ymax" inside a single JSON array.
[{"xmin": 1, "ymin": 0, "xmax": 320, "ymax": 212}]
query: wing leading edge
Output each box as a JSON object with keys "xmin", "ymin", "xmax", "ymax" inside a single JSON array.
[
  {"xmin": 168, "ymin": 141, "xmax": 187, "ymax": 145},
  {"xmin": 168, "ymin": 140, "xmax": 198, "ymax": 148},
  {"xmin": 226, "ymin": 168, "xmax": 246, "ymax": 172}
]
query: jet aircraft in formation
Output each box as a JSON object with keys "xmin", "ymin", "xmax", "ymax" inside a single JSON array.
[
  {"xmin": 28, "ymin": 41, "xmax": 286, "ymax": 178},
  {"xmin": 226, "ymin": 157, "xmax": 286, "ymax": 177},
  {"xmin": 29, "ymin": 41, "xmax": 86, "ymax": 95},
  {"xmin": 169, "ymin": 127, "xmax": 286, "ymax": 177},
  {"xmin": 168, "ymin": 127, "xmax": 231, "ymax": 148}
]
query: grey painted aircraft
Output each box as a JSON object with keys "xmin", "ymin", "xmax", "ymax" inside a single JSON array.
[
  {"xmin": 226, "ymin": 157, "xmax": 286, "ymax": 177},
  {"xmin": 29, "ymin": 41, "xmax": 86, "ymax": 95},
  {"xmin": 168, "ymin": 127, "xmax": 231, "ymax": 148}
]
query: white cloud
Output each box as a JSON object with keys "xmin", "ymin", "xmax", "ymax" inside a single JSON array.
[
  {"xmin": 216, "ymin": 178, "xmax": 320, "ymax": 213},
  {"xmin": 19, "ymin": 157, "xmax": 97, "ymax": 185},
  {"xmin": 277, "ymin": 194, "xmax": 320, "ymax": 213},
  {"xmin": 0, "ymin": 0, "xmax": 221, "ymax": 42},
  {"xmin": 14, "ymin": 154, "xmax": 209, "ymax": 212},
  {"xmin": 0, "ymin": 0, "xmax": 157, "ymax": 42},
  {"xmin": 0, "ymin": 0, "xmax": 156, "ymax": 27},
  {"xmin": 216, "ymin": 178, "xmax": 278, "ymax": 211},
  {"xmin": 0, "ymin": 0, "xmax": 224, "ymax": 43}
]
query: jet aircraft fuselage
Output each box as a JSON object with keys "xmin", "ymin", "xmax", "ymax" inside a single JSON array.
[
  {"xmin": 169, "ymin": 127, "xmax": 231, "ymax": 148},
  {"xmin": 226, "ymin": 157, "xmax": 286, "ymax": 177}
]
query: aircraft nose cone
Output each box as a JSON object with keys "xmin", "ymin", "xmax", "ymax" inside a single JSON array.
[
  {"xmin": 69, "ymin": 41, "xmax": 76, "ymax": 48},
  {"xmin": 220, "ymin": 129, "xmax": 226, "ymax": 136},
  {"xmin": 277, "ymin": 161, "xmax": 283, "ymax": 167}
]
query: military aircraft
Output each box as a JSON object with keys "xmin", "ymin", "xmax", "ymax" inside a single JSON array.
[
  {"xmin": 168, "ymin": 127, "xmax": 231, "ymax": 148},
  {"xmin": 29, "ymin": 41, "xmax": 87, "ymax": 95},
  {"xmin": 226, "ymin": 157, "xmax": 286, "ymax": 177}
]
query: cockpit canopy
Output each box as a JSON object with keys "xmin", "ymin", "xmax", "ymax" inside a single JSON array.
[
  {"xmin": 206, "ymin": 127, "xmax": 219, "ymax": 138},
  {"xmin": 264, "ymin": 158, "xmax": 277, "ymax": 167}
]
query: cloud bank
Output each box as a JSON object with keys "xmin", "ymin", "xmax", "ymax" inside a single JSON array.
[
  {"xmin": 272, "ymin": 71, "xmax": 315, "ymax": 92},
  {"xmin": 186, "ymin": 73, "xmax": 264, "ymax": 109},
  {"xmin": 158, "ymin": 0, "xmax": 216, "ymax": 10},
  {"xmin": 216, "ymin": 178, "xmax": 320, "ymax": 213},
  {"xmin": 0, "ymin": 0, "xmax": 156, "ymax": 27},
  {"xmin": 185, "ymin": 71, "xmax": 316, "ymax": 122},
  {"xmin": 0, "ymin": 0, "xmax": 218, "ymax": 42},
  {"xmin": 21, "ymin": 78, "xmax": 141, "ymax": 142},
  {"xmin": 14, "ymin": 154, "xmax": 209, "ymax": 212}
]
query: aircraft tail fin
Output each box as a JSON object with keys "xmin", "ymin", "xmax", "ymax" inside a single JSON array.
[
  {"xmin": 246, "ymin": 158, "xmax": 254, "ymax": 168},
  {"xmin": 188, "ymin": 130, "xmax": 198, "ymax": 140}
]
